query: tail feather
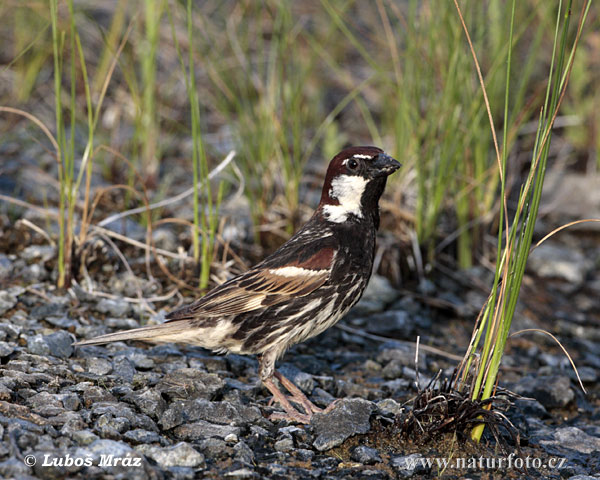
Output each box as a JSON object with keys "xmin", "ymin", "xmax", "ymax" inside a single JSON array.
[{"xmin": 72, "ymin": 320, "xmax": 195, "ymax": 347}]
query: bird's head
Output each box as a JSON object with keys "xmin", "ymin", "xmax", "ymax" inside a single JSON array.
[{"xmin": 319, "ymin": 146, "xmax": 401, "ymax": 224}]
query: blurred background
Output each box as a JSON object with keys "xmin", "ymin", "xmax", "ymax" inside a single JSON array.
[{"xmin": 0, "ymin": 0, "xmax": 598, "ymax": 291}]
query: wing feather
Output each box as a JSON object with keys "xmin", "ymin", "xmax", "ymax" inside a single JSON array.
[{"xmin": 166, "ymin": 244, "xmax": 336, "ymax": 321}]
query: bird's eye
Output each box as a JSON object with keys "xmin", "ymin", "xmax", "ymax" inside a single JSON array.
[{"xmin": 347, "ymin": 158, "xmax": 359, "ymax": 171}]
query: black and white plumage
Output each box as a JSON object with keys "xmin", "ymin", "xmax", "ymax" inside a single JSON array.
[{"xmin": 74, "ymin": 146, "xmax": 401, "ymax": 423}]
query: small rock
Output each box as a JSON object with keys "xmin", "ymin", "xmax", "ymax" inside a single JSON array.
[
  {"xmin": 138, "ymin": 442, "xmax": 204, "ymax": 468},
  {"xmin": 312, "ymin": 398, "xmax": 373, "ymax": 451},
  {"xmin": 274, "ymin": 435, "xmax": 294, "ymax": 452},
  {"xmin": 376, "ymin": 398, "xmax": 403, "ymax": 417},
  {"xmin": 391, "ymin": 453, "xmax": 431, "ymax": 477},
  {"xmin": 351, "ymin": 274, "xmax": 399, "ymax": 314},
  {"xmin": 173, "ymin": 420, "xmax": 241, "ymax": 440},
  {"xmin": 95, "ymin": 298, "xmax": 130, "ymax": 317},
  {"xmin": 541, "ymin": 427, "xmax": 600, "ymax": 454},
  {"xmin": 233, "ymin": 441, "xmax": 254, "ymax": 465},
  {"xmin": 351, "ymin": 445, "xmax": 382, "ymax": 464},
  {"xmin": 123, "ymin": 429, "xmax": 161, "ymax": 444},
  {"xmin": 21, "ymin": 245, "xmax": 56, "ymax": 262},
  {"xmin": 86, "ymin": 357, "xmax": 113, "ymax": 376},
  {"xmin": 27, "ymin": 330, "xmax": 73, "ymax": 358},
  {"xmin": 513, "ymin": 375, "xmax": 575, "ymax": 409},
  {"xmin": 528, "ymin": 243, "xmax": 593, "ymax": 286},
  {"xmin": 224, "ymin": 467, "xmax": 258, "ymax": 479},
  {"xmin": 0, "ymin": 290, "xmax": 18, "ymax": 315},
  {"xmin": 0, "ymin": 254, "xmax": 12, "ymax": 280},
  {"xmin": 0, "ymin": 342, "xmax": 15, "ymax": 357},
  {"xmin": 157, "ymin": 368, "xmax": 225, "ymax": 400}
]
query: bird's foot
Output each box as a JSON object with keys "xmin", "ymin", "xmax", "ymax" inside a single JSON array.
[{"xmin": 262, "ymin": 371, "xmax": 340, "ymax": 424}]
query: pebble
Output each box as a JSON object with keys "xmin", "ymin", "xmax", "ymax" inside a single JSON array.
[
  {"xmin": 27, "ymin": 331, "xmax": 74, "ymax": 358},
  {"xmin": 513, "ymin": 374, "xmax": 575, "ymax": 409},
  {"xmin": 311, "ymin": 398, "xmax": 373, "ymax": 451},
  {"xmin": 0, "ymin": 290, "xmax": 18, "ymax": 315},
  {"xmin": 391, "ymin": 453, "xmax": 431, "ymax": 476},
  {"xmin": 350, "ymin": 445, "xmax": 382, "ymax": 464},
  {"xmin": 137, "ymin": 442, "xmax": 205, "ymax": 468}
]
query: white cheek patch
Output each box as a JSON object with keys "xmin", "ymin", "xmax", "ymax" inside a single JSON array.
[{"xmin": 323, "ymin": 174, "xmax": 368, "ymax": 222}]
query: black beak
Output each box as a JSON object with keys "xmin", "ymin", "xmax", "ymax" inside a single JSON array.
[{"xmin": 372, "ymin": 153, "xmax": 401, "ymax": 177}]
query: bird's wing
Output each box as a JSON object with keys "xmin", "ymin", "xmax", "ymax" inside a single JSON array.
[{"xmin": 165, "ymin": 240, "xmax": 337, "ymax": 320}]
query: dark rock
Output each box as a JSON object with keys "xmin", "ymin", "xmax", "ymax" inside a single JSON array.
[
  {"xmin": 512, "ymin": 375, "xmax": 575, "ymax": 409},
  {"xmin": 311, "ymin": 398, "xmax": 373, "ymax": 451},
  {"xmin": 540, "ymin": 427, "xmax": 600, "ymax": 454},
  {"xmin": 0, "ymin": 341, "xmax": 15, "ymax": 357},
  {"xmin": 295, "ymin": 449, "xmax": 315, "ymax": 462},
  {"xmin": 123, "ymin": 428, "xmax": 161, "ymax": 444},
  {"xmin": 112, "ymin": 356, "xmax": 136, "ymax": 382},
  {"xmin": 173, "ymin": 420, "xmax": 241, "ymax": 440},
  {"xmin": 85, "ymin": 357, "xmax": 113, "ymax": 376},
  {"xmin": 0, "ymin": 289, "xmax": 19, "ymax": 315},
  {"xmin": 156, "ymin": 368, "xmax": 224, "ymax": 400},
  {"xmin": 233, "ymin": 441, "xmax": 254, "ymax": 465},
  {"xmin": 126, "ymin": 389, "xmax": 167, "ymax": 419},
  {"xmin": 27, "ymin": 331, "xmax": 73, "ymax": 358},
  {"xmin": 0, "ymin": 458, "xmax": 31, "ymax": 478},
  {"xmin": 95, "ymin": 298, "xmax": 130, "ymax": 317},
  {"xmin": 351, "ymin": 445, "xmax": 382, "ymax": 464}
]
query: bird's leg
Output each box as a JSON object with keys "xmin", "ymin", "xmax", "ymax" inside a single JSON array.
[
  {"xmin": 274, "ymin": 370, "xmax": 324, "ymax": 414},
  {"xmin": 262, "ymin": 377, "xmax": 311, "ymax": 424}
]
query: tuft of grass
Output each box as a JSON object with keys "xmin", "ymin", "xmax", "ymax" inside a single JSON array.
[{"xmin": 453, "ymin": 0, "xmax": 592, "ymax": 442}]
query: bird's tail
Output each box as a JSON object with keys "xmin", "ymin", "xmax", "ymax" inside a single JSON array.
[{"xmin": 72, "ymin": 320, "xmax": 195, "ymax": 347}]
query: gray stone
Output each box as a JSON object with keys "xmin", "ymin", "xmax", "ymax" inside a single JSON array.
[
  {"xmin": 233, "ymin": 441, "xmax": 254, "ymax": 465},
  {"xmin": 123, "ymin": 428, "xmax": 161, "ymax": 444},
  {"xmin": 21, "ymin": 245, "xmax": 56, "ymax": 262},
  {"xmin": 157, "ymin": 368, "xmax": 225, "ymax": 400},
  {"xmin": 224, "ymin": 467, "xmax": 258, "ymax": 479},
  {"xmin": 127, "ymin": 389, "xmax": 167, "ymax": 419},
  {"xmin": 312, "ymin": 398, "xmax": 373, "ymax": 451},
  {"xmin": 528, "ymin": 243, "xmax": 593, "ymax": 286},
  {"xmin": 540, "ymin": 427, "xmax": 600, "ymax": 454},
  {"xmin": 86, "ymin": 357, "xmax": 113, "ymax": 376},
  {"xmin": 72, "ymin": 429, "xmax": 99, "ymax": 445},
  {"xmin": 137, "ymin": 442, "xmax": 205, "ymax": 468},
  {"xmin": 513, "ymin": 375, "xmax": 575, "ymax": 409},
  {"xmin": 0, "ymin": 458, "xmax": 31, "ymax": 478},
  {"xmin": 351, "ymin": 445, "xmax": 382, "ymax": 464},
  {"xmin": 0, "ymin": 254, "xmax": 12, "ymax": 280},
  {"xmin": 274, "ymin": 435, "xmax": 294, "ymax": 452},
  {"xmin": 27, "ymin": 330, "xmax": 73, "ymax": 358},
  {"xmin": 351, "ymin": 274, "xmax": 399, "ymax": 314},
  {"xmin": 391, "ymin": 453, "xmax": 431, "ymax": 476},
  {"xmin": 0, "ymin": 341, "xmax": 15, "ymax": 357},
  {"xmin": 376, "ymin": 398, "xmax": 403, "ymax": 417},
  {"xmin": 95, "ymin": 298, "xmax": 130, "ymax": 317},
  {"xmin": 0, "ymin": 290, "xmax": 18, "ymax": 315},
  {"xmin": 173, "ymin": 420, "xmax": 241, "ymax": 440}
]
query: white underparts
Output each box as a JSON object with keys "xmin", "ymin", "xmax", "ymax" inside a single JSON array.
[
  {"xmin": 269, "ymin": 266, "xmax": 328, "ymax": 277},
  {"xmin": 323, "ymin": 174, "xmax": 368, "ymax": 222}
]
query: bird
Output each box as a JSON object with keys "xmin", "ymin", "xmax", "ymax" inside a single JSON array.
[{"xmin": 74, "ymin": 146, "xmax": 401, "ymax": 423}]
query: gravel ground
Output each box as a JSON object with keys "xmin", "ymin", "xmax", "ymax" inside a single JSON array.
[{"xmin": 0, "ymin": 232, "xmax": 599, "ymax": 479}]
